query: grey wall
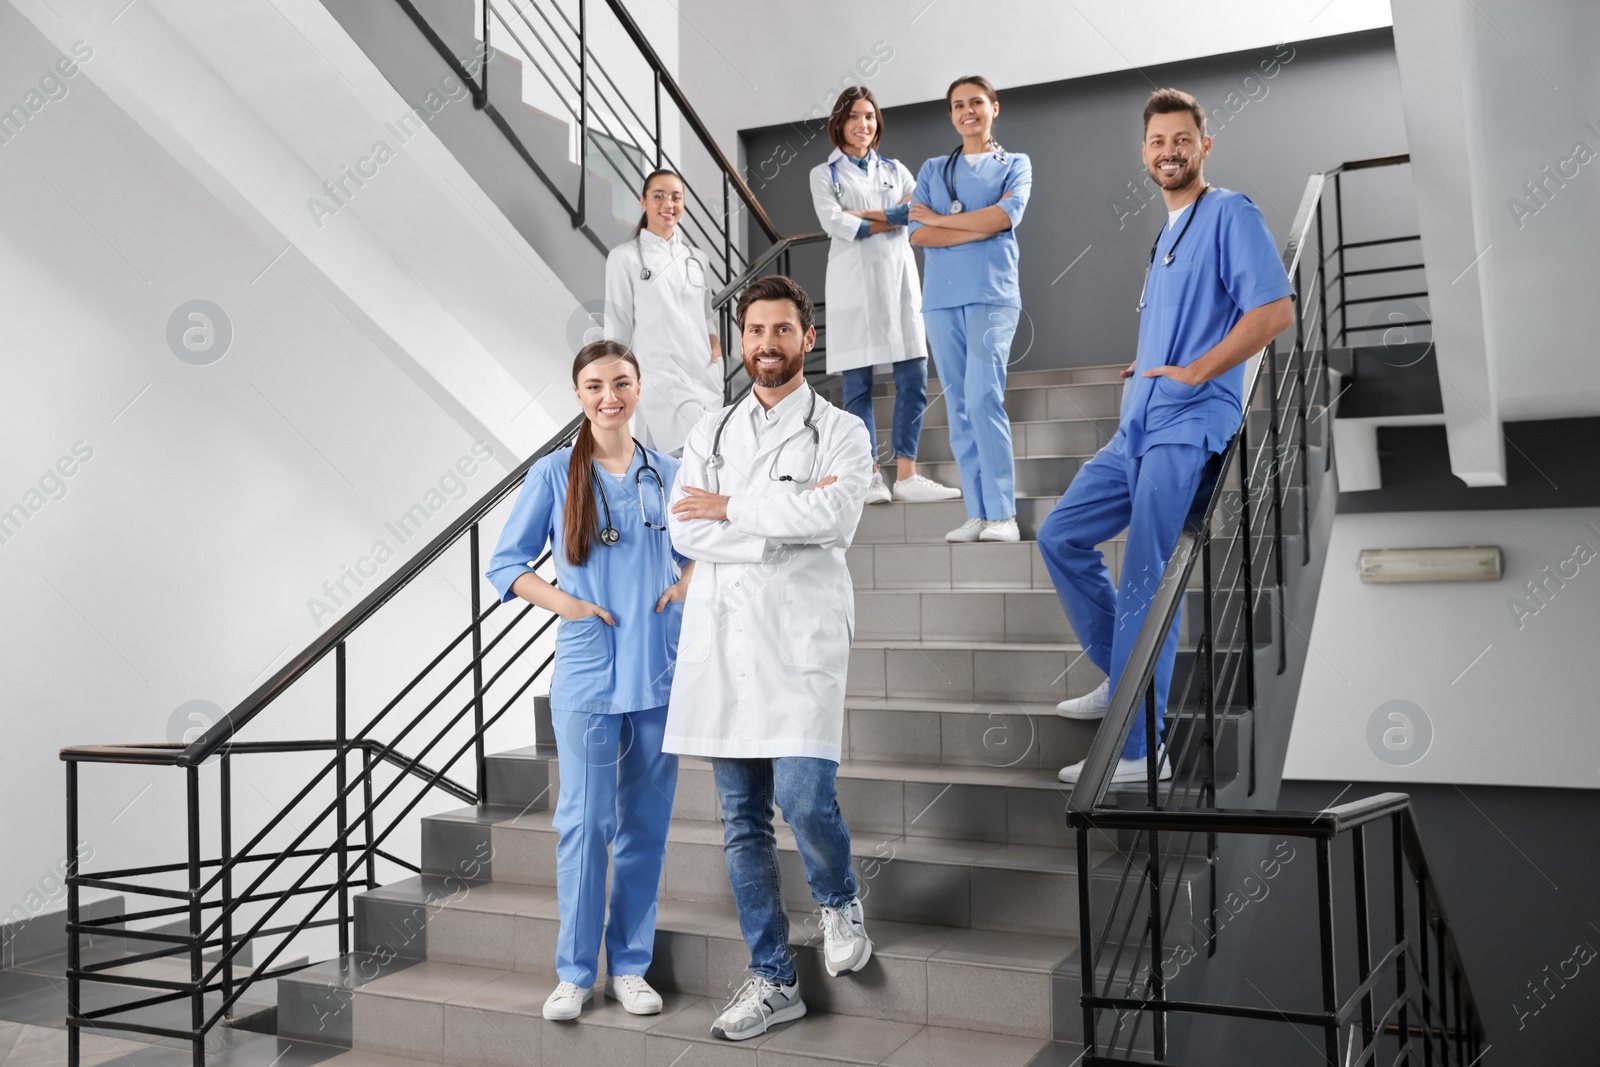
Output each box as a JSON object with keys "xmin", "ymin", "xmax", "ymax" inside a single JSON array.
[{"xmin": 740, "ymin": 28, "xmax": 1410, "ymax": 371}]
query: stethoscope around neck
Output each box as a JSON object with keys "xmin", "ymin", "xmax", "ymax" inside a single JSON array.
[
  {"xmin": 633, "ymin": 230, "xmax": 704, "ymax": 287},
  {"xmin": 829, "ymin": 150, "xmax": 898, "ymax": 198},
  {"xmin": 942, "ymin": 138, "xmax": 1008, "ymax": 214},
  {"xmin": 705, "ymin": 389, "xmax": 821, "ymax": 490},
  {"xmin": 1136, "ymin": 185, "xmax": 1212, "ymax": 313},
  {"xmin": 593, "ymin": 439, "xmax": 667, "ymax": 547}
]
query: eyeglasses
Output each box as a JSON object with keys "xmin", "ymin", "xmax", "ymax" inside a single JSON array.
[{"xmin": 647, "ymin": 191, "xmax": 684, "ymax": 205}]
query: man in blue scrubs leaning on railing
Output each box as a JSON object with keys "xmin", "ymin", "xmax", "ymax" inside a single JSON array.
[{"xmin": 1044, "ymin": 87, "xmax": 1295, "ymax": 786}]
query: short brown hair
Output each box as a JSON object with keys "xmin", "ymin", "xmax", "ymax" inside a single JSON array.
[
  {"xmin": 946, "ymin": 75, "xmax": 997, "ymax": 109},
  {"xmin": 1143, "ymin": 88, "xmax": 1207, "ymax": 137},
  {"xmin": 828, "ymin": 86, "xmax": 883, "ymax": 153},
  {"xmin": 735, "ymin": 274, "xmax": 815, "ymax": 335}
]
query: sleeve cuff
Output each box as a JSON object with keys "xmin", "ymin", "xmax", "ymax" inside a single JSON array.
[
  {"xmin": 854, "ymin": 218, "xmax": 872, "ymax": 240},
  {"xmin": 884, "ymin": 203, "xmax": 910, "ymax": 226}
]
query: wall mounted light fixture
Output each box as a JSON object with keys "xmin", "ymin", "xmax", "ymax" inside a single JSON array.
[{"xmin": 1357, "ymin": 546, "xmax": 1503, "ymax": 584}]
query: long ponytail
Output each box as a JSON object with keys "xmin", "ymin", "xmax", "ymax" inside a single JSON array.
[{"xmin": 564, "ymin": 340, "xmax": 641, "ymax": 567}]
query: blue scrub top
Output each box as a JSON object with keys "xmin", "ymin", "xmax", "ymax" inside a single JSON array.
[
  {"xmin": 1120, "ymin": 188, "xmax": 1294, "ymax": 458},
  {"xmin": 909, "ymin": 150, "xmax": 1032, "ymax": 310},
  {"xmin": 486, "ymin": 445, "xmax": 686, "ymax": 715}
]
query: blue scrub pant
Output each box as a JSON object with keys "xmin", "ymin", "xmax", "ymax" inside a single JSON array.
[
  {"xmin": 1036, "ymin": 437, "xmax": 1211, "ymax": 760},
  {"xmin": 550, "ymin": 705, "xmax": 678, "ymax": 986},
  {"xmin": 922, "ymin": 304, "xmax": 1018, "ymax": 519},
  {"xmin": 840, "ymin": 358, "xmax": 929, "ymax": 461}
]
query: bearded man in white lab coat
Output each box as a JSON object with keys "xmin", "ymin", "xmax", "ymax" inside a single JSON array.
[{"xmin": 666, "ymin": 274, "xmax": 876, "ymax": 1043}]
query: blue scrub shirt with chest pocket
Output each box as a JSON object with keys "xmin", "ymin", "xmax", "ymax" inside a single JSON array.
[
  {"xmin": 910, "ymin": 151, "xmax": 1033, "ymax": 520},
  {"xmin": 485, "ymin": 444, "xmax": 687, "ymax": 989},
  {"xmin": 1037, "ymin": 189, "xmax": 1293, "ymax": 761}
]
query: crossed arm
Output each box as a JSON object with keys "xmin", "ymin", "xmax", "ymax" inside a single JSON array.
[{"xmin": 908, "ymin": 194, "xmax": 1014, "ymax": 247}]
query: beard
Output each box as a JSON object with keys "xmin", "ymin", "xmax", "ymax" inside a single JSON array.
[
  {"xmin": 745, "ymin": 348, "xmax": 804, "ymax": 388},
  {"xmin": 1149, "ymin": 154, "xmax": 1201, "ymax": 192}
]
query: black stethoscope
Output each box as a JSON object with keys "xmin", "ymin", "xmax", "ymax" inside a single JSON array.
[
  {"xmin": 706, "ymin": 389, "xmax": 821, "ymax": 489},
  {"xmin": 593, "ymin": 439, "xmax": 668, "ymax": 546},
  {"xmin": 1136, "ymin": 185, "xmax": 1211, "ymax": 313},
  {"xmin": 633, "ymin": 232, "xmax": 705, "ymax": 287},
  {"xmin": 941, "ymin": 139, "xmax": 1009, "ymax": 214},
  {"xmin": 829, "ymin": 151, "xmax": 899, "ymax": 198}
]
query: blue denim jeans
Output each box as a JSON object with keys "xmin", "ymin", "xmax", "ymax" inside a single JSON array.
[
  {"xmin": 840, "ymin": 358, "xmax": 929, "ymax": 462},
  {"xmin": 712, "ymin": 757, "xmax": 857, "ymax": 984}
]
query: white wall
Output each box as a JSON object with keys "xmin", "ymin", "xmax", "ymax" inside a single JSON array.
[
  {"xmin": 0, "ymin": 0, "xmax": 582, "ymax": 923},
  {"xmin": 1285, "ymin": 508, "xmax": 1600, "ymax": 789},
  {"xmin": 678, "ymin": 0, "xmax": 1394, "ymax": 171}
]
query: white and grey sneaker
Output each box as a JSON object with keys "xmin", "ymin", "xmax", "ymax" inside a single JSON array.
[
  {"xmin": 820, "ymin": 898, "xmax": 873, "ymax": 976},
  {"xmin": 864, "ymin": 471, "xmax": 894, "ymax": 505},
  {"xmin": 1057, "ymin": 748, "xmax": 1173, "ymax": 785},
  {"xmin": 945, "ymin": 517, "xmax": 987, "ymax": 543},
  {"xmin": 892, "ymin": 473, "xmax": 961, "ymax": 502},
  {"xmin": 710, "ymin": 975, "xmax": 806, "ymax": 1041},
  {"xmin": 1056, "ymin": 679, "xmax": 1111, "ymax": 720},
  {"xmin": 542, "ymin": 981, "xmax": 591, "ymax": 1020},
  {"xmin": 604, "ymin": 973, "xmax": 662, "ymax": 1015},
  {"xmin": 978, "ymin": 517, "xmax": 1020, "ymax": 542}
]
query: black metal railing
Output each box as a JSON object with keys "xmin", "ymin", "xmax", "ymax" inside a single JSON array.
[
  {"xmin": 1324, "ymin": 154, "xmax": 1431, "ymax": 351},
  {"xmin": 1063, "ymin": 155, "xmax": 1484, "ymax": 1064},
  {"xmin": 394, "ymin": 0, "xmax": 787, "ymax": 289}
]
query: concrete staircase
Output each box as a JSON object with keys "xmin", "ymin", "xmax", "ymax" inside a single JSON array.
[{"xmin": 272, "ymin": 364, "xmax": 1281, "ymax": 1065}]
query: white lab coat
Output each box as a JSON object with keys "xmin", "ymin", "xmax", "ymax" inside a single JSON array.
[
  {"xmin": 809, "ymin": 149, "xmax": 926, "ymax": 374},
  {"xmin": 664, "ymin": 384, "xmax": 874, "ymax": 762},
  {"xmin": 604, "ymin": 229, "xmax": 720, "ymax": 454}
]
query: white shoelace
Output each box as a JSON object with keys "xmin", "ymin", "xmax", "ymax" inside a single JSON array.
[
  {"xmin": 549, "ymin": 981, "xmax": 583, "ymax": 1003},
  {"xmin": 726, "ymin": 976, "xmax": 778, "ymax": 1017},
  {"xmin": 613, "ymin": 975, "xmax": 651, "ymax": 997},
  {"xmin": 820, "ymin": 905, "xmax": 854, "ymax": 941}
]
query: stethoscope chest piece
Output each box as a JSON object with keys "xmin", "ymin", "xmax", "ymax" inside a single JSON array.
[
  {"xmin": 949, "ymin": 200, "xmax": 964, "ymax": 214},
  {"xmin": 639, "ymin": 265, "xmax": 652, "ymax": 281},
  {"xmin": 599, "ymin": 525, "xmax": 621, "ymax": 547}
]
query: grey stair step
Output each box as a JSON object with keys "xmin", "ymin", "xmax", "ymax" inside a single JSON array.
[
  {"xmin": 346, "ymin": 959, "xmax": 1072, "ymax": 1059},
  {"xmin": 354, "ymin": 882, "xmax": 1078, "ymax": 1041},
  {"xmin": 890, "ymin": 416, "xmax": 1122, "ymax": 463},
  {"xmin": 854, "ymin": 586, "xmax": 1213, "ymax": 645},
  {"xmin": 876, "ymin": 381, "xmax": 1124, "ymax": 429},
  {"xmin": 854, "ymin": 495, "xmax": 1058, "ymax": 543},
  {"xmin": 875, "ymin": 363, "xmax": 1130, "ymax": 397},
  {"xmin": 881, "ymin": 455, "xmax": 1091, "ymax": 500},
  {"xmin": 484, "ymin": 809, "xmax": 1091, "ymax": 938},
  {"xmin": 848, "ymin": 539, "xmax": 1212, "ymax": 594},
  {"xmin": 276, "ymin": 951, "xmax": 421, "ymax": 1046},
  {"xmin": 847, "ymin": 640, "xmax": 1104, "ymax": 705}
]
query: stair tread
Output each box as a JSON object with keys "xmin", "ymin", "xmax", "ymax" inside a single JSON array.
[
  {"xmin": 851, "ymin": 638, "xmax": 1083, "ymax": 652},
  {"xmin": 495, "ymin": 809, "xmax": 1085, "ymax": 873}
]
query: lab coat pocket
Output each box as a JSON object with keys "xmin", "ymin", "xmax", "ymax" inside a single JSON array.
[
  {"xmin": 677, "ymin": 598, "xmax": 714, "ymax": 663},
  {"xmin": 778, "ymin": 584, "xmax": 849, "ymax": 673}
]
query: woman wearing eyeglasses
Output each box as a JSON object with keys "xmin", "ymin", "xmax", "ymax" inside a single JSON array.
[
  {"xmin": 486, "ymin": 340, "xmax": 692, "ymax": 1023},
  {"xmin": 604, "ymin": 169, "xmax": 722, "ymax": 455}
]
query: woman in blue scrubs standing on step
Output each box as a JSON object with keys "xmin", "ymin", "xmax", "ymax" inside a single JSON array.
[
  {"xmin": 909, "ymin": 75, "xmax": 1032, "ymax": 544},
  {"xmin": 486, "ymin": 340, "xmax": 690, "ymax": 1023}
]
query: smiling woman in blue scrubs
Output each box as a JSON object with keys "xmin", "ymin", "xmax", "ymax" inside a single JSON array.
[
  {"xmin": 909, "ymin": 75, "xmax": 1032, "ymax": 544},
  {"xmin": 486, "ymin": 340, "xmax": 691, "ymax": 1022}
]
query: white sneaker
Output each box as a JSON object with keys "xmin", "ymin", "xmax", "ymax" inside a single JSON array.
[
  {"xmin": 864, "ymin": 471, "xmax": 893, "ymax": 505},
  {"xmin": 1057, "ymin": 749, "xmax": 1172, "ymax": 785},
  {"xmin": 978, "ymin": 518, "xmax": 1020, "ymax": 542},
  {"xmin": 604, "ymin": 974, "xmax": 663, "ymax": 1015},
  {"xmin": 710, "ymin": 975, "xmax": 806, "ymax": 1041},
  {"xmin": 819, "ymin": 898, "xmax": 873, "ymax": 976},
  {"xmin": 945, "ymin": 517, "xmax": 987, "ymax": 543},
  {"xmin": 1056, "ymin": 679, "xmax": 1111, "ymax": 720},
  {"xmin": 892, "ymin": 473, "xmax": 961, "ymax": 502},
  {"xmin": 541, "ymin": 981, "xmax": 591, "ymax": 1020}
]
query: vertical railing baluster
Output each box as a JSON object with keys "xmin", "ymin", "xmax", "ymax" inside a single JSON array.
[
  {"xmin": 1352, "ymin": 825, "xmax": 1374, "ymax": 1047},
  {"xmin": 363, "ymin": 744, "xmax": 378, "ymax": 889},
  {"xmin": 187, "ymin": 765, "xmax": 203, "ymax": 1067},
  {"xmin": 471, "ymin": 524, "xmax": 487, "ymax": 799},
  {"xmin": 1315, "ymin": 197, "xmax": 1332, "ymax": 473},
  {"xmin": 1436, "ymin": 922, "xmax": 1452, "ymax": 1067},
  {"xmin": 1334, "ymin": 173, "xmax": 1348, "ymax": 349},
  {"xmin": 576, "ymin": 0, "xmax": 588, "ymax": 229},
  {"xmin": 336, "ymin": 641, "xmax": 350, "ymax": 956},
  {"xmin": 1145, "ymin": 681, "xmax": 1159, "ymax": 807},
  {"xmin": 1076, "ymin": 826, "xmax": 1098, "ymax": 1058},
  {"xmin": 723, "ymin": 177, "xmax": 732, "ymax": 284},
  {"xmin": 1393, "ymin": 813, "xmax": 1409, "ymax": 1062},
  {"xmin": 652, "ymin": 69, "xmax": 662, "ymax": 168},
  {"xmin": 1236, "ymin": 408, "xmax": 1257, "ymax": 715},
  {"xmin": 1147, "ymin": 813, "xmax": 1166, "ymax": 1058},
  {"xmin": 1201, "ymin": 533, "xmax": 1218, "ymax": 957},
  {"xmin": 1419, "ymin": 876, "xmax": 1434, "ymax": 1067},
  {"xmin": 221, "ymin": 751, "xmax": 234, "ymax": 1013},
  {"xmin": 1316, "ymin": 837, "xmax": 1339, "ymax": 1066},
  {"xmin": 66, "ymin": 762, "xmax": 80, "ymax": 1067},
  {"xmin": 1265, "ymin": 342, "xmax": 1287, "ymax": 676}
]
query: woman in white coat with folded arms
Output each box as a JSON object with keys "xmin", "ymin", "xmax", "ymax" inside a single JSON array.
[
  {"xmin": 809, "ymin": 86, "xmax": 958, "ymax": 505},
  {"xmin": 604, "ymin": 168, "xmax": 722, "ymax": 455}
]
